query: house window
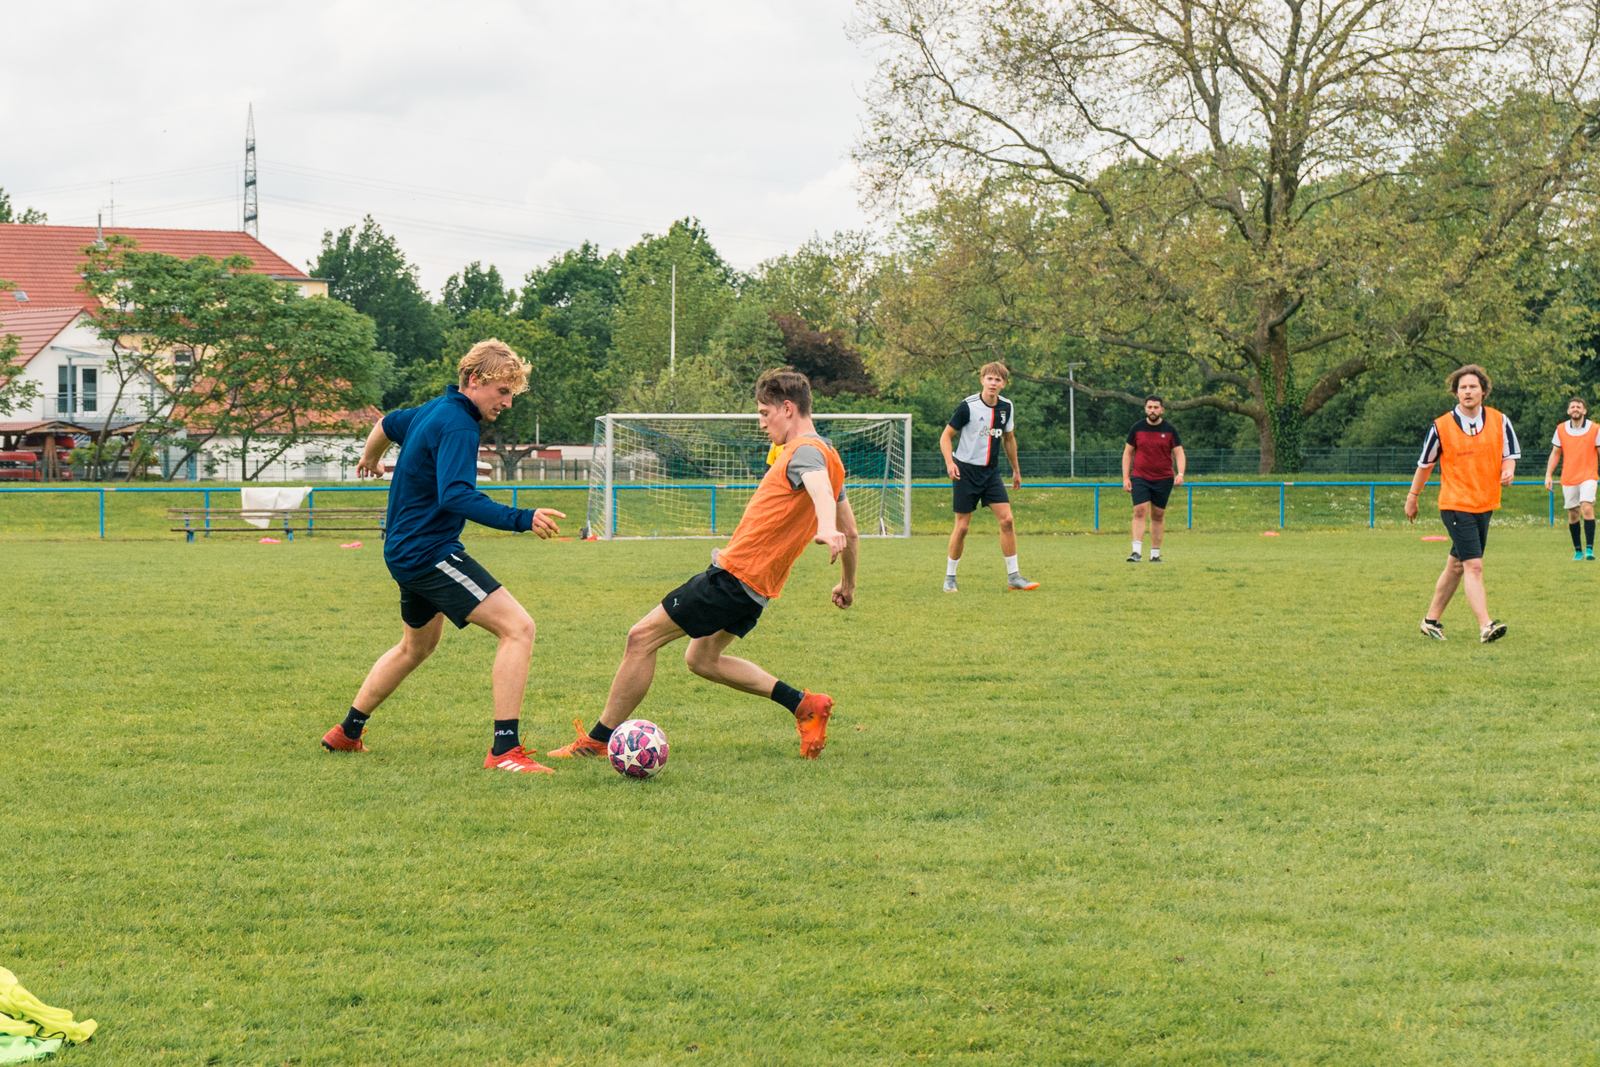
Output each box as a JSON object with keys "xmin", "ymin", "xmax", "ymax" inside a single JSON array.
[
  {"xmin": 57, "ymin": 365, "xmax": 70, "ymax": 413},
  {"xmin": 81, "ymin": 368, "xmax": 97, "ymax": 413},
  {"xmin": 172, "ymin": 348, "xmax": 194, "ymax": 364}
]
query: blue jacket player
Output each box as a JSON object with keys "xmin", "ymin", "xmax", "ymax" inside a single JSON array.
[{"xmin": 320, "ymin": 339, "xmax": 566, "ymax": 773}]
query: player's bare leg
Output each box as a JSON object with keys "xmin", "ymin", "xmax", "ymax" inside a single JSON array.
[
  {"xmin": 352, "ymin": 615, "xmax": 444, "ymax": 715},
  {"xmin": 462, "ymin": 588, "xmax": 551, "ymax": 773},
  {"xmin": 1128, "ymin": 501, "xmax": 1150, "ymax": 561},
  {"xmin": 598, "ymin": 606, "xmax": 688, "ymax": 730},
  {"xmin": 465, "ymin": 588, "xmax": 538, "ymax": 721},
  {"xmin": 685, "ymin": 629, "xmax": 778, "ymax": 695},
  {"xmin": 324, "ymin": 615, "xmax": 444, "ymax": 751},
  {"xmin": 1427, "ymin": 556, "xmax": 1492, "ymax": 629},
  {"xmin": 991, "ymin": 502, "xmax": 1037, "ymax": 589},
  {"xmin": 1149, "ymin": 505, "xmax": 1166, "ymax": 560},
  {"xmin": 945, "ymin": 511, "xmax": 973, "ymax": 591}
]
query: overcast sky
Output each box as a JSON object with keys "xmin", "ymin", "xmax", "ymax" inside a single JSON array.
[{"xmin": 3, "ymin": 0, "xmax": 879, "ymax": 293}]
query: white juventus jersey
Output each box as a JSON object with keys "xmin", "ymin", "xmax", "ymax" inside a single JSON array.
[{"xmin": 948, "ymin": 393, "xmax": 1015, "ymax": 466}]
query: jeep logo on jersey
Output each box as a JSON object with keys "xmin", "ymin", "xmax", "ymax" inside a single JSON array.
[{"xmin": 986, "ymin": 428, "xmax": 1004, "ymax": 437}]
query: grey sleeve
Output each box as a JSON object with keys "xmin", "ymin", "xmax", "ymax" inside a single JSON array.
[{"xmin": 786, "ymin": 445, "xmax": 844, "ymax": 500}]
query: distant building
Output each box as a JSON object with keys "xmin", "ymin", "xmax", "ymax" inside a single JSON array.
[{"xmin": 0, "ymin": 223, "xmax": 374, "ymax": 481}]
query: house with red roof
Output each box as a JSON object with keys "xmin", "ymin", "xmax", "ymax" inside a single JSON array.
[{"xmin": 0, "ymin": 223, "xmax": 380, "ymax": 481}]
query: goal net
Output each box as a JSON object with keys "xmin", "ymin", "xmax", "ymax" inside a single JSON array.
[{"xmin": 585, "ymin": 413, "xmax": 912, "ymax": 539}]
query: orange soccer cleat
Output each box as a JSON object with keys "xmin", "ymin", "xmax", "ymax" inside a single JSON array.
[
  {"xmin": 321, "ymin": 725, "xmax": 368, "ymax": 752},
  {"xmin": 483, "ymin": 746, "xmax": 556, "ymax": 773},
  {"xmin": 794, "ymin": 691, "xmax": 834, "ymax": 759},
  {"xmin": 547, "ymin": 718, "xmax": 610, "ymax": 758}
]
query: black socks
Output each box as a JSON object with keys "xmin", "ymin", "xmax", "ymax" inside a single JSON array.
[
  {"xmin": 1587, "ymin": 519, "xmax": 1595, "ymax": 549},
  {"xmin": 1572, "ymin": 521, "xmax": 1583, "ymax": 549},
  {"xmin": 491, "ymin": 719, "xmax": 520, "ymax": 756},
  {"xmin": 587, "ymin": 721, "xmax": 615, "ymax": 744},
  {"xmin": 341, "ymin": 707, "xmax": 369, "ymax": 740},
  {"xmin": 770, "ymin": 681, "xmax": 804, "ymax": 714}
]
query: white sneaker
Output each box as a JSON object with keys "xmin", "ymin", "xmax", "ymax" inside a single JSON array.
[{"xmin": 942, "ymin": 575, "xmax": 958, "ymax": 593}]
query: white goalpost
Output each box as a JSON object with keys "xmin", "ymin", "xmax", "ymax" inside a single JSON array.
[{"xmin": 584, "ymin": 413, "xmax": 913, "ymax": 540}]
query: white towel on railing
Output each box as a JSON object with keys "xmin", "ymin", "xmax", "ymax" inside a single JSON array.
[{"xmin": 241, "ymin": 487, "xmax": 311, "ymax": 528}]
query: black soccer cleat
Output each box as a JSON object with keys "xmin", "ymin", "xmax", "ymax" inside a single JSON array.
[{"xmin": 1125, "ymin": 551, "xmax": 1141, "ymax": 563}]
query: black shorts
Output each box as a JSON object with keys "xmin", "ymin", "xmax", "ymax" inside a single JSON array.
[
  {"xmin": 1441, "ymin": 509, "xmax": 1492, "ymax": 562},
  {"xmin": 662, "ymin": 566, "xmax": 764, "ymax": 639},
  {"xmin": 1130, "ymin": 477, "xmax": 1175, "ymax": 509},
  {"xmin": 953, "ymin": 461, "xmax": 1009, "ymax": 514},
  {"xmin": 397, "ymin": 551, "xmax": 503, "ymax": 629}
]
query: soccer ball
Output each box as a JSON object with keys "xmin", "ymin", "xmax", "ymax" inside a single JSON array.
[{"xmin": 608, "ymin": 719, "xmax": 669, "ymax": 779}]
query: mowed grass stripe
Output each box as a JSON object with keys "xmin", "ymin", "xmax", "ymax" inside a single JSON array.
[{"xmin": 2, "ymin": 530, "xmax": 1597, "ymax": 1065}]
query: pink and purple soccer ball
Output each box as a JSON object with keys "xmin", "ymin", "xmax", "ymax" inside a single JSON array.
[{"xmin": 608, "ymin": 719, "xmax": 669, "ymax": 778}]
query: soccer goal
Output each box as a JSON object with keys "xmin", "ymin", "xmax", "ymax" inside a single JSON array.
[{"xmin": 584, "ymin": 413, "xmax": 912, "ymax": 539}]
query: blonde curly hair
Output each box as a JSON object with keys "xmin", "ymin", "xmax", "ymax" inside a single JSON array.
[{"xmin": 457, "ymin": 339, "xmax": 530, "ymax": 393}]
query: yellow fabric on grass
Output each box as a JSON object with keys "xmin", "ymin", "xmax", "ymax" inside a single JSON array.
[{"xmin": 0, "ymin": 968, "xmax": 96, "ymax": 1043}]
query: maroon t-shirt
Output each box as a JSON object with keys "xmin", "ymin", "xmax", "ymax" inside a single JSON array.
[{"xmin": 1127, "ymin": 419, "xmax": 1181, "ymax": 480}]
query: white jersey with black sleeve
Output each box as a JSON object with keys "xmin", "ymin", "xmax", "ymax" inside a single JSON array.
[{"xmin": 948, "ymin": 394, "xmax": 1015, "ymax": 467}]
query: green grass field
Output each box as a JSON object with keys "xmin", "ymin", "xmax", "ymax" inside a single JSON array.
[{"xmin": 4, "ymin": 524, "xmax": 1599, "ymax": 1065}]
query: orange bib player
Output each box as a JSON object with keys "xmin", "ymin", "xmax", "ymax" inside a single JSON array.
[
  {"xmin": 1544, "ymin": 397, "xmax": 1600, "ymax": 560},
  {"xmin": 548, "ymin": 368, "xmax": 860, "ymax": 761},
  {"xmin": 1406, "ymin": 363, "xmax": 1520, "ymax": 643}
]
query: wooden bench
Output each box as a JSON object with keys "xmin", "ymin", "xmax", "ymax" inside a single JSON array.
[{"xmin": 168, "ymin": 507, "xmax": 387, "ymax": 542}]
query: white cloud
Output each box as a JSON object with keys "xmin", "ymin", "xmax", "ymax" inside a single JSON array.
[{"xmin": 2, "ymin": 0, "xmax": 877, "ymax": 292}]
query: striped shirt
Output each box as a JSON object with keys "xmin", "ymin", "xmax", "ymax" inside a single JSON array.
[{"xmin": 1417, "ymin": 407, "xmax": 1521, "ymax": 467}]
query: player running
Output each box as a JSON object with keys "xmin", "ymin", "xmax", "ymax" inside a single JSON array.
[
  {"xmin": 1122, "ymin": 396, "xmax": 1185, "ymax": 562},
  {"xmin": 547, "ymin": 368, "xmax": 858, "ymax": 761},
  {"xmin": 1544, "ymin": 397, "xmax": 1599, "ymax": 560},
  {"xmin": 321, "ymin": 339, "xmax": 566, "ymax": 772},
  {"xmin": 1406, "ymin": 364, "xmax": 1519, "ymax": 643},
  {"xmin": 940, "ymin": 362, "xmax": 1037, "ymax": 592}
]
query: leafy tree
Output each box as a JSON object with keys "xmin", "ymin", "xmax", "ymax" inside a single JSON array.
[
  {"xmin": 610, "ymin": 219, "xmax": 738, "ymax": 398},
  {"xmin": 755, "ymin": 231, "xmax": 881, "ymax": 345},
  {"xmin": 617, "ymin": 299, "xmax": 784, "ymax": 414},
  {"xmin": 855, "ymin": 0, "xmax": 1600, "ymax": 472},
  {"xmin": 441, "ymin": 262, "xmax": 513, "ymax": 321},
  {"xmin": 520, "ymin": 242, "xmax": 625, "ymax": 354},
  {"xmin": 408, "ymin": 310, "xmax": 606, "ymax": 473},
  {"xmin": 79, "ymin": 239, "xmax": 386, "ymax": 481},
  {"xmin": 0, "ymin": 188, "xmax": 47, "ymax": 224},
  {"xmin": 312, "ymin": 216, "xmax": 442, "ymax": 403},
  {"xmin": 0, "ymin": 332, "xmax": 42, "ymax": 416},
  {"xmin": 770, "ymin": 314, "xmax": 876, "ymax": 397}
]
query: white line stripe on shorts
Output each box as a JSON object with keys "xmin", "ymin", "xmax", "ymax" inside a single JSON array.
[{"xmin": 435, "ymin": 559, "xmax": 489, "ymax": 602}]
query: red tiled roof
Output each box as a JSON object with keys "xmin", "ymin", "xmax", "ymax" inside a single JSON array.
[
  {"xmin": 0, "ymin": 305, "xmax": 85, "ymax": 365},
  {"xmin": 0, "ymin": 223, "xmax": 312, "ymax": 313}
]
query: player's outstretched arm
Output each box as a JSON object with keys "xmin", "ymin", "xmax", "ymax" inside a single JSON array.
[
  {"xmin": 940, "ymin": 425, "xmax": 961, "ymax": 480},
  {"xmin": 832, "ymin": 496, "xmax": 859, "ymax": 609},
  {"xmin": 356, "ymin": 419, "xmax": 391, "ymax": 478},
  {"xmin": 1405, "ymin": 463, "xmax": 1433, "ymax": 522},
  {"xmin": 801, "ymin": 468, "xmax": 847, "ymax": 562}
]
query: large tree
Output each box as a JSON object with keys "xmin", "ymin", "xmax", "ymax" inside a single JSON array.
[
  {"xmin": 520, "ymin": 241, "xmax": 625, "ymax": 355},
  {"xmin": 79, "ymin": 240, "xmax": 386, "ymax": 481},
  {"xmin": 855, "ymin": 0, "xmax": 1600, "ymax": 471},
  {"xmin": 312, "ymin": 216, "xmax": 442, "ymax": 404},
  {"xmin": 609, "ymin": 219, "xmax": 738, "ymax": 399}
]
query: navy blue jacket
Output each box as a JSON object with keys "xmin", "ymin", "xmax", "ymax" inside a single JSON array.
[{"xmin": 380, "ymin": 385, "xmax": 536, "ymax": 581}]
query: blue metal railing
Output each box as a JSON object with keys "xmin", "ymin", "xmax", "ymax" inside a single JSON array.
[
  {"xmin": 0, "ymin": 479, "xmax": 1563, "ymax": 537},
  {"xmin": 906, "ymin": 479, "xmax": 1559, "ymax": 531},
  {"xmin": 0, "ymin": 483, "xmax": 583, "ymax": 539}
]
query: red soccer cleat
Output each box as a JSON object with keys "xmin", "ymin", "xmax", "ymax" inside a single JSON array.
[
  {"xmin": 794, "ymin": 691, "xmax": 834, "ymax": 760},
  {"xmin": 484, "ymin": 746, "xmax": 556, "ymax": 773},
  {"xmin": 547, "ymin": 718, "xmax": 609, "ymax": 758},
  {"xmin": 321, "ymin": 725, "xmax": 368, "ymax": 752}
]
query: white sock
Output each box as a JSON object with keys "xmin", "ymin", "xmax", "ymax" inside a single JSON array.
[
  {"xmin": 1132, "ymin": 540, "xmax": 1142, "ymax": 555},
  {"xmin": 1004, "ymin": 554, "xmax": 1019, "ymax": 575},
  {"xmin": 946, "ymin": 557, "xmax": 960, "ymax": 577},
  {"xmin": 1151, "ymin": 546, "xmax": 1161, "ymax": 558}
]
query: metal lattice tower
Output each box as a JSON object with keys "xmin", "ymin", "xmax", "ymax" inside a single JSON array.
[{"xmin": 243, "ymin": 104, "xmax": 258, "ymax": 238}]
